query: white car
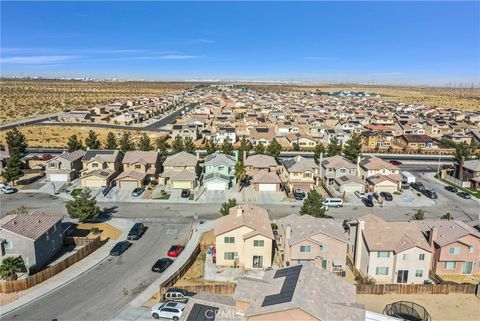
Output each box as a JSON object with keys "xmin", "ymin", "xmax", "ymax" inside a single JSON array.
[
  {"xmin": 1, "ymin": 185, "xmax": 15, "ymax": 194},
  {"xmin": 354, "ymin": 191, "xmax": 366, "ymax": 199},
  {"xmin": 151, "ymin": 301, "xmax": 185, "ymax": 320}
]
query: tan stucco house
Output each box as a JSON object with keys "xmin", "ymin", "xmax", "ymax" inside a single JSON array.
[
  {"xmin": 160, "ymin": 151, "xmax": 198, "ymax": 189},
  {"xmin": 116, "ymin": 151, "xmax": 160, "ymax": 189},
  {"xmin": 80, "ymin": 150, "xmax": 123, "ymax": 188},
  {"xmin": 281, "ymin": 155, "xmax": 319, "ymax": 192}
]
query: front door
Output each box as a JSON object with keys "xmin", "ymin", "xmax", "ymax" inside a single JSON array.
[
  {"xmin": 462, "ymin": 261, "xmax": 473, "ymax": 275},
  {"xmin": 253, "ymin": 256, "xmax": 263, "ymax": 268},
  {"xmin": 397, "ymin": 270, "xmax": 409, "ymax": 283}
]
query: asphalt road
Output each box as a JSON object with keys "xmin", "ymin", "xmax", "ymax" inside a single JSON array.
[{"xmin": 2, "ymin": 221, "xmax": 191, "ymax": 321}]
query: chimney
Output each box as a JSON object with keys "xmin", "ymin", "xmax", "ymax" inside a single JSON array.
[
  {"xmin": 429, "ymin": 227, "xmax": 437, "ymax": 247},
  {"xmin": 236, "ymin": 206, "xmax": 243, "ymax": 217}
]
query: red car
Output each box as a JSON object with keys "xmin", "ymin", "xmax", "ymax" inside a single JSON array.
[
  {"xmin": 167, "ymin": 245, "xmax": 184, "ymax": 257},
  {"xmin": 389, "ymin": 160, "xmax": 402, "ymax": 166}
]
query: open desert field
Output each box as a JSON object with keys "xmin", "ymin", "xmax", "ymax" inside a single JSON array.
[
  {"xmin": 0, "ymin": 125, "xmax": 166, "ymax": 148},
  {"xmin": 0, "ymin": 79, "xmax": 192, "ymax": 124},
  {"xmin": 249, "ymin": 84, "xmax": 480, "ymax": 111}
]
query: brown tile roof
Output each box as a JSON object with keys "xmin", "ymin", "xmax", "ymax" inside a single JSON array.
[
  {"xmin": 321, "ymin": 155, "xmax": 356, "ymax": 169},
  {"xmin": 252, "ymin": 171, "xmax": 281, "ymax": 184},
  {"xmin": 1, "ymin": 210, "xmax": 62, "ymax": 240},
  {"xmin": 359, "ymin": 155, "xmax": 399, "ymax": 171},
  {"xmin": 116, "ymin": 170, "xmax": 147, "ymax": 181},
  {"xmin": 122, "ymin": 151, "xmax": 159, "ymax": 165},
  {"xmin": 163, "ymin": 151, "xmax": 198, "ymax": 167},
  {"xmin": 413, "ymin": 220, "xmax": 480, "ymax": 247},
  {"xmin": 58, "ymin": 150, "xmax": 85, "ymax": 162},
  {"xmin": 245, "ymin": 154, "xmax": 277, "ymax": 168}
]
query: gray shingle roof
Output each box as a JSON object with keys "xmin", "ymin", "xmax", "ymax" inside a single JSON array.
[
  {"xmin": 204, "ymin": 152, "xmax": 236, "ymax": 166},
  {"xmin": 1, "ymin": 210, "xmax": 62, "ymax": 240}
]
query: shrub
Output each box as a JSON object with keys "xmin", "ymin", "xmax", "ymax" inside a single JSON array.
[
  {"xmin": 150, "ymin": 179, "xmax": 158, "ymax": 186},
  {"xmin": 90, "ymin": 227, "xmax": 101, "ymax": 234}
]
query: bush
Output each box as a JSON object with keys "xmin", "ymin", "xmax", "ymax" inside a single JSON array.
[
  {"xmin": 150, "ymin": 179, "xmax": 158, "ymax": 186},
  {"xmin": 417, "ymin": 192, "xmax": 422, "ymax": 197},
  {"xmin": 90, "ymin": 227, "xmax": 101, "ymax": 234}
]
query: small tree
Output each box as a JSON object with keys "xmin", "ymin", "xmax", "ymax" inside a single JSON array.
[
  {"xmin": 221, "ymin": 136, "xmax": 234, "ymax": 155},
  {"xmin": 105, "ymin": 132, "xmax": 117, "ymax": 150},
  {"xmin": 239, "ymin": 136, "xmax": 252, "ymax": 157},
  {"xmin": 454, "ymin": 142, "xmax": 472, "ymax": 179},
  {"xmin": 156, "ymin": 136, "xmax": 170, "ymax": 161},
  {"xmin": 220, "ymin": 199, "xmax": 238, "ymax": 216},
  {"xmin": 254, "ymin": 142, "xmax": 265, "ymax": 155},
  {"xmin": 137, "ymin": 133, "xmax": 153, "ymax": 151},
  {"xmin": 411, "ymin": 209, "xmax": 425, "ymax": 220},
  {"xmin": 184, "ymin": 137, "xmax": 196, "ymax": 154},
  {"xmin": 327, "ymin": 137, "xmax": 342, "ymax": 157},
  {"xmin": 205, "ymin": 137, "xmax": 218, "ymax": 155},
  {"xmin": 2, "ymin": 151, "xmax": 24, "ymax": 185},
  {"xmin": 172, "ymin": 136, "xmax": 184, "ymax": 154},
  {"xmin": 441, "ymin": 212, "xmax": 454, "ymax": 220},
  {"xmin": 5, "ymin": 128, "xmax": 28, "ymax": 157},
  {"xmin": 266, "ymin": 138, "xmax": 282, "ymax": 158},
  {"xmin": 293, "ymin": 142, "xmax": 300, "ymax": 151},
  {"xmin": 343, "ymin": 134, "xmax": 362, "ymax": 163},
  {"xmin": 300, "ymin": 189, "xmax": 326, "ymax": 218},
  {"xmin": 119, "ymin": 132, "xmax": 135, "ymax": 153},
  {"xmin": 67, "ymin": 134, "xmax": 84, "ymax": 152},
  {"xmin": 85, "ymin": 130, "xmax": 101, "ymax": 150},
  {"xmin": 234, "ymin": 160, "xmax": 247, "ymax": 191},
  {"xmin": 0, "ymin": 256, "xmax": 25, "ymax": 281},
  {"xmin": 66, "ymin": 188, "xmax": 100, "ymax": 222},
  {"xmin": 313, "ymin": 143, "xmax": 326, "ymax": 164}
]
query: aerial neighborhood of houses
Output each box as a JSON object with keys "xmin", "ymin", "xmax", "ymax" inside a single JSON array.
[{"xmin": 1, "ymin": 84, "xmax": 480, "ymax": 321}]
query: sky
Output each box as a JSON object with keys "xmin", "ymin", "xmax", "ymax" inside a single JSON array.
[{"xmin": 1, "ymin": 1, "xmax": 479, "ymax": 86}]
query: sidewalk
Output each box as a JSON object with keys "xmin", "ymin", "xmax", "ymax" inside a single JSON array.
[
  {"xmin": 0, "ymin": 218, "xmax": 132, "ymax": 317},
  {"xmin": 109, "ymin": 220, "xmax": 215, "ymax": 321}
]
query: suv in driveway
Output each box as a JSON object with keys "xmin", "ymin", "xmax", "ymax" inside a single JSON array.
[
  {"xmin": 127, "ymin": 223, "xmax": 145, "ymax": 240},
  {"xmin": 293, "ymin": 189, "xmax": 305, "ymax": 200},
  {"xmin": 163, "ymin": 288, "xmax": 194, "ymax": 302},
  {"xmin": 411, "ymin": 182, "xmax": 425, "ymax": 192},
  {"xmin": 181, "ymin": 189, "xmax": 190, "ymax": 198},
  {"xmin": 151, "ymin": 301, "xmax": 185, "ymax": 320}
]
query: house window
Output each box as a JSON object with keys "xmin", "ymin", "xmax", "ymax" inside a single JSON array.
[
  {"xmin": 5, "ymin": 240, "xmax": 13, "ymax": 249},
  {"xmin": 253, "ymin": 240, "xmax": 264, "ymax": 247},
  {"xmin": 218, "ymin": 166, "xmax": 224, "ymax": 171},
  {"xmin": 377, "ymin": 251, "xmax": 390, "ymax": 258},
  {"xmin": 92, "ymin": 163, "xmax": 99, "ymax": 168},
  {"xmin": 224, "ymin": 252, "xmax": 235, "ymax": 260},
  {"xmin": 49, "ymin": 163, "xmax": 56, "ymax": 168},
  {"xmin": 449, "ymin": 247, "xmax": 460, "ymax": 255},
  {"xmin": 304, "ymin": 173, "xmax": 311, "ymax": 178},
  {"xmin": 419, "ymin": 254, "xmax": 425, "ymax": 261},
  {"xmin": 320, "ymin": 244, "xmax": 328, "ymax": 252},
  {"xmin": 135, "ymin": 165, "xmax": 141, "ymax": 169},
  {"xmin": 468, "ymin": 246, "xmax": 474, "ymax": 253},
  {"xmin": 339, "ymin": 169, "xmax": 346, "ymax": 174},
  {"xmin": 300, "ymin": 245, "xmax": 311, "ymax": 253},
  {"xmin": 415, "ymin": 270, "xmax": 423, "ymax": 277},
  {"xmin": 444, "ymin": 262, "xmax": 456, "ymax": 270},
  {"xmin": 224, "ymin": 237, "xmax": 235, "ymax": 244},
  {"xmin": 375, "ymin": 267, "xmax": 389, "ymax": 275},
  {"xmin": 402, "ymin": 253, "xmax": 408, "ymax": 261}
]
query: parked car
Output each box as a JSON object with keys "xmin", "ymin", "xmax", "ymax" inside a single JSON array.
[
  {"xmin": 151, "ymin": 301, "xmax": 185, "ymax": 320},
  {"xmin": 110, "ymin": 240, "xmax": 131, "ymax": 256},
  {"xmin": 293, "ymin": 189, "xmax": 305, "ymax": 200},
  {"xmin": 167, "ymin": 245, "xmax": 184, "ymax": 258},
  {"xmin": 127, "ymin": 222, "xmax": 145, "ymax": 240},
  {"xmin": 181, "ymin": 189, "xmax": 190, "ymax": 198},
  {"xmin": 322, "ymin": 198, "xmax": 344, "ymax": 208},
  {"xmin": 131, "ymin": 187, "xmax": 145, "ymax": 197},
  {"xmin": 1, "ymin": 185, "xmax": 15, "ymax": 194},
  {"xmin": 163, "ymin": 288, "xmax": 194, "ymax": 302},
  {"xmin": 152, "ymin": 258, "xmax": 174, "ymax": 273},
  {"xmin": 401, "ymin": 182, "xmax": 410, "ymax": 189},
  {"xmin": 457, "ymin": 192, "xmax": 472, "ymax": 199},
  {"xmin": 389, "ymin": 160, "xmax": 403, "ymax": 166},
  {"xmin": 362, "ymin": 198, "xmax": 374, "ymax": 207},
  {"xmin": 372, "ymin": 193, "xmax": 380, "ymax": 200},
  {"xmin": 380, "ymin": 192, "xmax": 393, "ymax": 201},
  {"xmin": 423, "ymin": 190, "xmax": 438, "ymax": 199},
  {"xmin": 354, "ymin": 191, "xmax": 366, "ymax": 199},
  {"xmin": 411, "ymin": 182, "xmax": 425, "ymax": 192},
  {"xmin": 445, "ymin": 186, "xmax": 458, "ymax": 193}
]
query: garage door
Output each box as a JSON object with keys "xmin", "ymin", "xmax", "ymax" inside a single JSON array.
[
  {"xmin": 81, "ymin": 178, "xmax": 105, "ymax": 188},
  {"xmin": 48, "ymin": 173, "xmax": 69, "ymax": 182},
  {"xmin": 172, "ymin": 181, "xmax": 192, "ymax": 189},
  {"xmin": 259, "ymin": 184, "xmax": 277, "ymax": 191},
  {"xmin": 343, "ymin": 184, "xmax": 363, "ymax": 193},
  {"xmin": 206, "ymin": 182, "xmax": 227, "ymax": 191},
  {"xmin": 375, "ymin": 185, "xmax": 397, "ymax": 193},
  {"xmin": 119, "ymin": 180, "xmax": 139, "ymax": 190}
]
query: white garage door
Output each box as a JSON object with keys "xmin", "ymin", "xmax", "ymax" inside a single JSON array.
[
  {"xmin": 375, "ymin": 185, "xmax": 397, "ymax": 193},
  {"xmin": 119, "ymin": 180, "xmax": 139, "ymax": 190},
  {"xmin": 259, "ymin": 184, "xmax": 276, "ymax": 191},
  {"xmin": 48, "ymin": 173, "xmax": 69, "ymax": 182},
  {"xmin": 172, "ymin": 181, "xmax": 192, "ymax": 189},
  {"xmin": 206, "ymin": 182, "xmax": 226, "ymax": 191}
]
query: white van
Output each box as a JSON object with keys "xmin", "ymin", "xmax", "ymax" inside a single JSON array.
[{"xmin": 322, "ymin": 198, "xmax": 344, "ymax": 208}]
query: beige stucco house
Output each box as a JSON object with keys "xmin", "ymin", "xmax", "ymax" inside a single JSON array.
[
  {"xmin": 281, "ymin": 156, "xmax": 319, "ymax": 193},
  {"xmin": 358, "ymin": 155, "xmax": 401, "ymax": 192},
  {"xmin": 80, "ymin": 150, "xmax": 123, "ymax": 188},
  {"xmin": 160, "ymin": 151, "xmax": 198, "ymax": 189},
  {"xmin": 214, "ymin": 204, "xmax": 274, "ymax": 270},
  {"xmin": 116, "ymin": 151, "xmax": 160, "ymax": 189}
]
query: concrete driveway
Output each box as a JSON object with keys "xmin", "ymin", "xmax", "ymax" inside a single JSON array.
[{"xmin": 198, "ymin": 189, "xmax": 241, "ymax": 203}]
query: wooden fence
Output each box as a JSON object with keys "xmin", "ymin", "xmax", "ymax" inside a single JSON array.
[
  {"xmin": 159, "ymin": 283, "xmax": 237, "ymax": 298},
  {"xmin": 356, "ymin": 283, "xmax": 478, "ymax": 295},
  {"xmin": 0, "ymin": 236, "xmax": 102, "ymax": 293}
]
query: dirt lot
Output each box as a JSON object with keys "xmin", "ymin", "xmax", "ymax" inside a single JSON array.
[
  {"xmin": 73, "ymin": 222, "xmax": 122, "ymax": 241},
  {"xmin": 357, "ymin": 294, "xmax": 480, "ymax": 321},
  {"xmin": 438, "ymin": 274, "xmax": 480, "ymax": 284}
]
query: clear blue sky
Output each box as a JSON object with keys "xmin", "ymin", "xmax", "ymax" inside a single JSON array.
[{"xmin": 1, "ymin": 1, "xmax": 479, "ymax": 85}]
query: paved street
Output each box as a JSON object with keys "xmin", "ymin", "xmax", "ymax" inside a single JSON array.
[{"xmin": 1, "ymin": 221, "xmax": 191, "ymax": 321}]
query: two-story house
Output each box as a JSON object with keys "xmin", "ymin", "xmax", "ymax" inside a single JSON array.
[
  {"xmin": 358, "ymin": 155, "xmax": 401, "ymax": 193},
  {"xmin": 214, "ymin": 204, "xmax": 274, "ymax": 269},
  {"xmin": 457, "ymin": 159, "xmax": 480, "ymax": 190},
  {"xmin": 212, "ymin": 127, "xmax": 236, "ymax": 144},
  {"xmin": 116, "ymin": 151, "xmax": 160, "ymax": 189},
  {"xmin": 0, "ymin": 210, "xmax": 64, "ymax": 273},
  {"xmin": 349, "ymin": 215, "xmax": 433, "ymax": 284},
  {"xmin": 281, "ymin": 155, "xmax": 319, "ymax": 192},
  {"xmin": 80, "ymin": 150, "xmax": 124, "ymax": 188},
  {"xmin": 203, "ymin": 152, "xmax": 236, "ymax": 190},
  {"xmin": 45, "ymin": 150, "xmax": 85, "ymax": 182},
  {"xmin": 171, "ymin": 124, "xmax": 199, "ymax": 141},
  {"xmin": 319, "ymin": 155, "xmax": 359, "ymax": 191},
  {"xmin": 396, "ymin": 134, "xmax": 435, "ymax": 149},
  {"xmin": 277, "ymin": 214, "xmax": 348, "ymax": 274},
  {"xmin": 244, "ymin": 154, "xmax": 281, "ymax": 191},
  {"xmin": 160, "ymin": 151, "xmax": 198, "ymax": 189},
  {"xmin": 414, "ymin": 220, "xmax": 480, "ymax": 276}
]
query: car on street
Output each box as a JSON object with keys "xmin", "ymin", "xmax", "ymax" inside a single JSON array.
[
  {"xmin": 372, "ymin": 193, "xmax": 380, "ymax": 200},
  {"xmin": 131, "ymin": 187, "xmax": 145, "ymax": 197},
  {"xmin": 1, "ymin": 185, "xmax": 15, "ymax": 194},
  {"xmin": 151, "ymin": 301, "xmax": 185, "ymax": 320},
  {"xmin": 167, "ymin": 245, "xmax": 184, "ymax": 257},
  {"xmin": 362, "ymin": 198, "xmax": 374, "ymax": 207},
  {"xmin": 380, "ymin": 192, "xmax": 393, "ymax": 201},
  {"xmin": 423, "ymin": 190, "xmax": 438, "ymax": 199},
  {"xmin": 411, "ymin": 182, "xmax": 426, "ymax": 192},
  {"xmin": 293, "ymin": 189, "xmax": 305, "ymax": 200},
  {"xmin": 354, "ymin": 191, "xmax": 366, "ymax": 199},
  {"xmin": 163, "ymin": 288, "xmax": 194, "ymax": 302},
  {"xmin": 110, "ymin": 240, "xmax": 131, "ymax": 256},
  {"xmin": 389, "ymin": 160, "xmax": 403, "ymax": 166},
  {"xmin": 127, "ymin": 222, "xmax": 145, "ymax": 240},
  {"xmin": 445, "ymin": 186, "xmax": 458, "ymax": 193},
  {"xmin": 181, "ymin": 189, "xmax": 190, "ymax": 198},
  {"xmin": 152, "ymin": 258, "xmax": 174, "ymax": 273},
  {"xmin": 322, "ymin": 198, "xmax": 344, "ymax": 208},
  {"xmin": 457, "ymin": 192, "xmax": 472, "ymax": 199}
]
